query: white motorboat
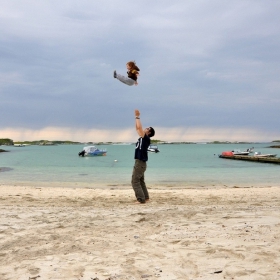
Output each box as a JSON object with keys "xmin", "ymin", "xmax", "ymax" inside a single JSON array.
[
  {"xmin": 148, "ymin": 145, "xmax": 160, "ymax": 153},
  {"xmin": 232, "ymin": 149, "xmax": 250, "ymax": 155},
  {"xmin": 78, "ymin": 146, "xmax": 107, "ymax": 157},
  {"xmin": 232, "ymin": 147, "xmax": 254, "ymax": 156},
  {"xmin": 254, "ymin": 152, "xmax": 277, "ymax": 158}
]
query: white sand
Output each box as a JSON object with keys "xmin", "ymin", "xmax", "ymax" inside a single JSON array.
[{"xmin": 0, "ymin": 185, "xmax": 279, "ymax": 280}]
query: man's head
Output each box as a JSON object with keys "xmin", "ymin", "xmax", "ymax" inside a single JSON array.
[{"xmin": 145, "ymin": 127, "xmax": 155, "ymax": 138}]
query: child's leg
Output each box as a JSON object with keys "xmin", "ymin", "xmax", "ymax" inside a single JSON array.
[{"xmin": 115, "ymin": 73, "xmax": 135, "ymax": 86}]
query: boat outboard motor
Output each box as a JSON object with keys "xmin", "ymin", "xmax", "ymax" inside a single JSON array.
[{"xmin": 78, "ymin": 150, "xmax": 86, "ymax": 157}]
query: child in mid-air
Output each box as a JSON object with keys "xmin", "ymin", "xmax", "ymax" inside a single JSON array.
[{"xmin": 114, "ymin": 61, "xmax": 140, "ymax": 86}]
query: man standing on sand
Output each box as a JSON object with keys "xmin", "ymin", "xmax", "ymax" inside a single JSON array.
[{"xmin": 132, "ymin": 109, "xmax": 155, "ymax": 204}]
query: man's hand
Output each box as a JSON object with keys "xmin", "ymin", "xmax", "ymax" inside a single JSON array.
[{"xmin": 135, "ymin": 109, "xmax": 140, "ymax": 118}]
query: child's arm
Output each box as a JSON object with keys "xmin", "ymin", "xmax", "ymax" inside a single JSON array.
[{"xmin": 134, "ymin": 73, "xmax": 139, "ymax": 85}]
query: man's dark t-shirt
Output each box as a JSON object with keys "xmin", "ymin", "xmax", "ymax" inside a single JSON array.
[{"xmin": 134, "ymin": 134, "xmax": 150, "ymax": 162}]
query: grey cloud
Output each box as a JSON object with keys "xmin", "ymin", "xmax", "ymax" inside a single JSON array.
[{"xmin": 0, "ymin": 0, "xmax": 280, "ymax": 140}]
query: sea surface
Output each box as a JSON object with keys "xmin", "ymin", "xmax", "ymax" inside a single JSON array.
[{"xmin": 0, "ymin": 143, "xmax": 279, "ymax": 189}]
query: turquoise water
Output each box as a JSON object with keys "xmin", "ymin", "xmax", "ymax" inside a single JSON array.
[{"xmin": 0, "ymin": 143, "xmax": 279, "ymax": 188}]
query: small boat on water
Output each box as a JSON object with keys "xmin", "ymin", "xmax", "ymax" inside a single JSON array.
[
  {"xmin": 148, "ymin": 145, "xmax": 160, "ymax": 153},
  {"xmin": 232, "ymin": 149, "xmax": 250, "ymax": 155},
  {"xmin": 231, "ymin": 147, "xmax": 254, "ymax": 156},
  {"xmin": 78, "ymin": 146, "xmax": 107, "ymax": 157},
  {"xmin": 220, "ymin": 147, "xmax": 254, "ymax": 156},
  {"xmin": 254, "ymin": 152, "xmax": 277, "ymax": 158}
]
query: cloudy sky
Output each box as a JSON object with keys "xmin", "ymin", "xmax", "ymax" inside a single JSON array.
[{"xmin": 1, "ymin": 0, "xmax": 279, "ymax": 142}]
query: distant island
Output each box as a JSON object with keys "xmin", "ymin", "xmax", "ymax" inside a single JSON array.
[
  {"xmin": 0, "ymin": 139, "xmax": 84, "ymax": 146},
  {"xmin": 1, "ymin": 138, "xmax": 280, "ymax": 147}
]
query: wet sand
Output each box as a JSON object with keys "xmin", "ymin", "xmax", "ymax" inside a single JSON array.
[{"xmin": 0, "ymin": 185, "xmax": 279, "ymax": 280}]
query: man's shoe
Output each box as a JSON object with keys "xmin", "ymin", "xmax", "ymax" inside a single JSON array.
[{"xmin": 113, "ymin": 70, "xmax": 117, "ymax": 78}]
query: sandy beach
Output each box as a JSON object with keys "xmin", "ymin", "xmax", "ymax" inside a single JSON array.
[{"xmin": 0, "ymin": 185, "xmax": 279, "ymax": 280}]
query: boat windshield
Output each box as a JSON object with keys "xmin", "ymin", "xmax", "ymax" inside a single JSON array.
[{"xmin": 84, "ymin": 146, "xmax": 97, "ymax": 153}]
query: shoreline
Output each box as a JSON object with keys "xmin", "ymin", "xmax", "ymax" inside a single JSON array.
[
  {"xmin": 1, "ymin": 181, "xmax": 280, "ymax": 189},
  {"xmin": 0, "ymin": 185, "xmax": 280, "ymax": 279}
]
